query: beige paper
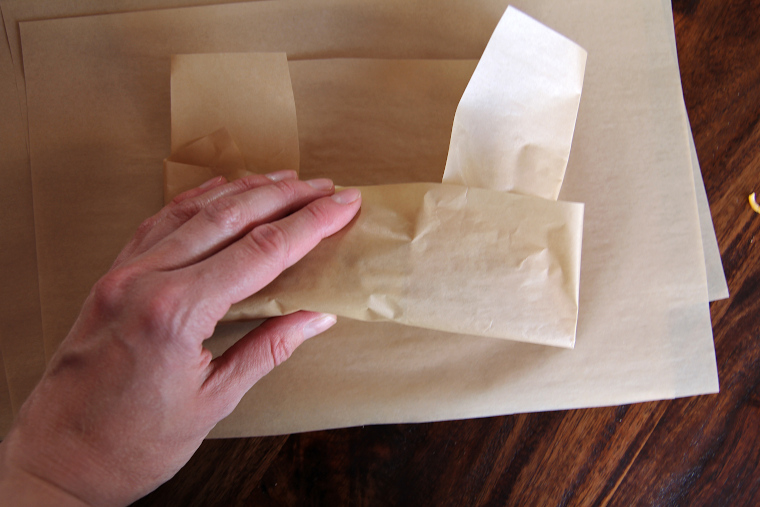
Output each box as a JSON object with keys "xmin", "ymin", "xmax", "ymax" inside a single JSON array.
[
  {"xmin": 21, "ymin": 0, "xmax": 717, "ymax": 437},
  {"xmin": 0, "ymin": 0, "xmax": 727, "ymax": 421},
  {"xmin": 443, "ymin": 6, "xmax": 586, "ymax": 199},
  {"xmin": 290, "ymin": 58, "xmax": 476, "ymax": 186},
  {"xmin": 0, "ymin": 0, "xmax": 255, "ymax": 142},
  {"xmin": 657, "ymin": 0, "xmax": 729, "ymax": 301},
  {"xmin": 171, "ymin": 52, "xmax": 299, "ymax": 176},
  {"xmin": 0, "ymin": 1, "xmax": 266, "ymax": 412},
  {"xmin": 1, "ymin": 0, "xmax": 726, "ymax": 415},
  {"xmin": 164, "ymin": 128, "xmax": 249, "ymax": 202},
  {"xmin": 0, "ymin": 12, "xmax": 47, "ymax": 418}
]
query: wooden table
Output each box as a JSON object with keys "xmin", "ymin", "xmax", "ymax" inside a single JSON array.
[{"xmin": 134, "ymin": 1, "xmax": 760, "ymax": 504}]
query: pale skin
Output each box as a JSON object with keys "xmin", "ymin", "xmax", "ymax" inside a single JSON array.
[{"xmin": 0, "ymin": 171, "xmax": 362, "ymax": 506}]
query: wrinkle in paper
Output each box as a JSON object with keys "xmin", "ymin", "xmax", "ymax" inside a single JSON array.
[{"xmin": 164, "ymin": 128, "xmax": 248, "ymax": 202}]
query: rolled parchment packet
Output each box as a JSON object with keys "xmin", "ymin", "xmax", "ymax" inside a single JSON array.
[{"xmin": 223, "ymin": 182, "xmax": 584, "ymax": 348}]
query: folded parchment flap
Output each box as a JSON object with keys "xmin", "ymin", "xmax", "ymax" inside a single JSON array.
[
  {"xmin": 170, "ymin": 52, "xmax": 299, "ymax": 176},
  {"xmin": 226, "ymin": 183, "xmax": 584, "ymax": 348},
  {"xmin": 443, "ymin": 6, "xmax": 587, "ymax": 200}
]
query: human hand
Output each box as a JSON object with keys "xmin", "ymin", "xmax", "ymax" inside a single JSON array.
[{"xmin": 0, "ymin": 171, "xmax": 361, "ymax": 506}]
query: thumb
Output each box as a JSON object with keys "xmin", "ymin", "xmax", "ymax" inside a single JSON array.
[{"xmin": 203, "ymin": 311, "xmax": 337, "ymax": 409}]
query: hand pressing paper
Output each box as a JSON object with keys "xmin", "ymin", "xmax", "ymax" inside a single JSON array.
[
  {"xmin": 168, "ymin": 132, "xmax": 584, "ymax": 347},
  {"xmin": 165, "ymin": 7, "xmax": 586, "ymax": 348}
]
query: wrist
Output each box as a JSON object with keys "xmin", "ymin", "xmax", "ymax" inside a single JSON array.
[{"xmin": 0, "ymin": 443, "xmax": 91, "ymax": 507}]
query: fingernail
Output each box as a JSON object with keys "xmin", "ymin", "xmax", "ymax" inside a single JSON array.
[
  {"xmin": 306, "ymin": 178, "xmax": 334, "ymax": 191},
  {"xmin": 265, "ymin": 170, "xmax": 297, "ymax": 182},
  {"xmin": 331, "ymin": 188, "xmax": 361, "ymax": 204},
  {"xmin": 303, "ymin": 314, "xmax": 337, "ymax": 340},
  {"xmin": 199, "ymin": 175, "xmax": 224, "ymax": 189}
]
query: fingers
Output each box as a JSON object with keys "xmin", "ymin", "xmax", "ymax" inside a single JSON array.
[
  {"xmin": 203, "ymin": 311, "xmax": 337, "ymax": 409},
  {"xmin": 186, "ymin": 188, "xmax": 361, "ymax": 313},
  {"xmin": 141, "ymin": 177, "xmax": 342, "ymax": 271},
  {"xmin": 113, "ymin": 171, "xmax": 297, "ymax": 268}
]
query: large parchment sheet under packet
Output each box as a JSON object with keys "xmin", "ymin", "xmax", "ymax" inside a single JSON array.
[
  {"xmin": 20, "ymin": 0, "xmax": 717, "ymax": 437},
  {"xmin": 443, "ymin": 7, "xmax": 587, "ymax": 200}
]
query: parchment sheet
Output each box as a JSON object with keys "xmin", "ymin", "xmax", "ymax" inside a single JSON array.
[
  {"xmin": 0, "ymin": 0, "xmax": 727, "ymax": 420},
  {"xmin": 443, "ymin": 7, "xmax": 586, "ymax": 199},
  {"xmin": 658, "ymin": 0, "xmax": 729, "ymax": 301},
  {"xmin": 0, "ymin": 11, "xmax": 47, "ymax": 418},
  {"xmin": 0, "ymin": 0, "xmax": 728, "ymax": 420},
  {"xmin": 0, "ymin": 0, "xmax": 255, "ymax": 143},
  {"xmin": 19, "ymin": 0, "xmax": 718, "ymax": 436}
]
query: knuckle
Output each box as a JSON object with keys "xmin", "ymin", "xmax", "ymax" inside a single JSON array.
[
  {"xmin": 134, "ymin": 215, "xmax": 160, "ymax": 240},
  {"xmin": 91, "ymin": 268, "xmax": 187, "ymax": 335},
  {"xmin": 90, "ymin": 267, "xmax": 138, "ymax": 316},
  {"xmin": 268, "ymin": 333, "xmax": 296, "ymax": 368},
  {"xmin": 247, "ymin": 223, "xmax": 291, "ymax": 266},
  {"xmin": 202, "ymin": 196, "xmax": 244, "ymax": 231},
  {"xmin": 273, "ymin": 179, "xmax": 300, "ymax": 202},
  {"xmin": 169, "ymin": 198, "xmax": 203, "ymax": 224},
  {"xmin": 140, "ymin": 282, "xmax": 184, "ymax": 332},
  {"xmin": 301, "ymin": 201, "xmax": 332, "ymax": 231},
  {"xmin": 230, "ymin": 175, "xmax": 258, "ymax": 192}
]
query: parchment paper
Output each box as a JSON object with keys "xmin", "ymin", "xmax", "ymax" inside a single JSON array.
[
  {"xmin": 164, "ymin": 129, "xmax": 251, "ymax": 202},
  {"xmin": 0, "ymin": 0, "xmax": 727, "ymax": 421},
  {"xmin": 0, "ymin": 0, "xmax": 255, "ymax": 142},
  {"xmin": 0, "ymin": 0, "xmax": 727, "ymax": 420},
  {"xmin": 443, "ymin": 7, "xmax": 586, "ymax": 199},
  {"xmin": 658, "ymin": 0, "xmax": 729, "ymax": 301},
  {"xmin": 20, "ymin": 0, "xmax": 718, "ymax": 437},
  {"xmin": 0, "ymin": 11, "xmax": 46, "ymax": 418}
]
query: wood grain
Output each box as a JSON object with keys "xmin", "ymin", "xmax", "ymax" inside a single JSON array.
[{"xmin": 133, "ymin": 0, "xmax": 760, "ymax": 504}]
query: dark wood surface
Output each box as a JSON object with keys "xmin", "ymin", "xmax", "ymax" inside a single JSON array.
[{"xmin": 134, "ymin": 1, "xmax": 760, "ymax": 505}]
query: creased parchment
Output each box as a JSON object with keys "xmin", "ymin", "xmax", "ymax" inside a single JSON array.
[
  {"xmin": 164, "ymin": 128, "xmax": 248, "ymax": 202},
  {"xmin": 225, "ymin": 182, "xmax": 583, "ymax": 347}
]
